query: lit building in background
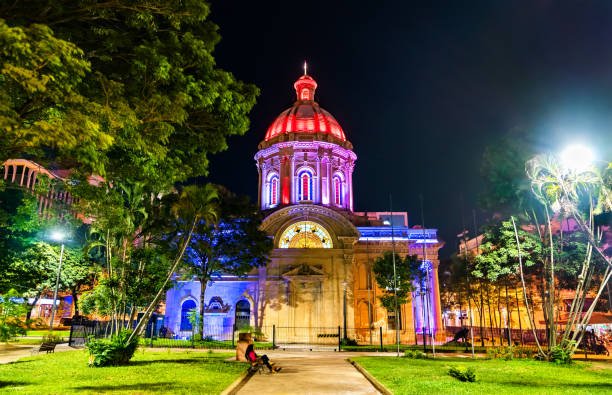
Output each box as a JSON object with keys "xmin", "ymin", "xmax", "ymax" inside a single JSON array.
[{"xmin": 165, "ymin": 69, "xmax": 445, "ymax": 344}]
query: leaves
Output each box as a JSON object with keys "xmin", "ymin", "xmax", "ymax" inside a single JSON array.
[{"xmin": 372, "ymin": 252, "xmax": 420, "ymax": 311}]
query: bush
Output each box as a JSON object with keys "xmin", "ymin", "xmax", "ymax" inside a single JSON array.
[
  {"xmin": 487, "ymin": 346, "xmax": 515, "ymax": 360},
  {"xmin": 549, "ymin": 341, "xmax": 574, "ymax": 365},
  {"xmin": 86, "ymin": 330, "xmax": 139, "ymax": 367},
  {"xmin": 341, "ymin": 338, "xmax": 358, "ymax": 346},
  {"xmin": 0, "ymin": 290, "xmax": 27, "ymax": 342},
  {"xmin": 448, "ymin": 366, "xmax": 476, "ymax": 382},
  {"xmin": 42, "ymin": 333, "xmax": 63, "ymax": 344},
  {"xmin": 404, "ymin": 350, "xmax": 427, "ymax": 359}
]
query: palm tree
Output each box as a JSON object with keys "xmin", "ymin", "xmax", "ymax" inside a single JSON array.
[{"xmin": 129, "ymin": 184, "xmax": 218, "ymax": 343}]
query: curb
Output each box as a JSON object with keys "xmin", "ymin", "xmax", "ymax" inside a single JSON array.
[
  {"xmin": 220, "ymin": 370, "xmax": 254, "ymax": 395},
  {"xmin": 348, "ymin": 359, "xmax": 393, "ymax": 395}
]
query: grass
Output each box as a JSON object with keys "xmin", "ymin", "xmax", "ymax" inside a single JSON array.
[
  {"xmin": 23, "ymin": 330, "xmax": 71, "ymax": 337},
  {"xmin": 0, "ymin": 349, "xmax": 245, "ymax": 394},
  {"xmin": 352, "ymin": 356, "xmax": 612, "ymax": 394}
]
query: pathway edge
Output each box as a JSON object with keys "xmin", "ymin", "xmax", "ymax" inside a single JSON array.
[
  {"xmin": 220, "ymin": 369, "xmax": 253, "ymax": 395},
  {"xmin": 348, "ymin": 359, "xmax": 393, "ymax": 395}
]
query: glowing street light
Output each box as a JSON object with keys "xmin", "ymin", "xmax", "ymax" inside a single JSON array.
[
  {"xmin": 49, "ymin": 230, "xmax": 66, "ymax": 332},
  {"xmin": 559, "ymin": 144, "xmax": 595, "ymax": 173}
]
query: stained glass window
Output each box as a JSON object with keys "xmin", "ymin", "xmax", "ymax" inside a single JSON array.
[
  {"xmin": 298, "ymin": 170, "xmax": 313, "ymax": 201},
  {"xmin": 278, "ymin": 221, "xmax": 333, "ymax": 248},
  {"xmin": 333, "ymin": 176, "xmax": 342, "ymax": 206},
  {"xmin": 269, "ymin": 175, "xmax": 278, "ymax": 206}
]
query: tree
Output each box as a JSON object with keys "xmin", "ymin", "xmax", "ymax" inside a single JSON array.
[
  {"xmin": 372, "ymin": 252, "xmax": 420, "ymax": 313},
  {"xmin": 0, "ymin": 19, "xmax": 113, "ymax": 170},
  {"xmin": 0, "ymin": 289, "xmax": 27, "ymax": 342},
  {"xmin": 181, "ymin": 187, "xmax": 272, "ymax": 334},
  {"xmin": 525, "ymin": 153, "xmax": 611, "ymax": 357},
  {"xmin": 129, "ymin": 183, "xmax": 219, "ymax": 343},
  {"xmin": 1, "ymin": 1, "xmax": 259, "ymax": 182}
]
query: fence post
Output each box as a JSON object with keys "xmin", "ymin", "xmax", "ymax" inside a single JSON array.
[
  {"xmin": 68, "ymin": 321, "xmax": 74, "ymax": 347},
  {"xmin": 231, "ymin": 325, "xmax": 235, "ymax": 347},
  {"xmin": 273, "ymin": 325, "xmax": 276, "ymax": 349},
  {"xmin": 379, "ymin": 327, "xmax": 383, "ymax": 352},
  {"xmin": 149, "ymin": 321, "xmax": 154, "ymax": 347},
  {"xmin": 338, "ymin": 326, "xmax": 342, "ymax": 351}
]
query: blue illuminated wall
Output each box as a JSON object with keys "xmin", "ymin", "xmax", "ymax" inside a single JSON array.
[{"xmin": 164, "ymin": 278, "xmax": 258, "ymax": 339}]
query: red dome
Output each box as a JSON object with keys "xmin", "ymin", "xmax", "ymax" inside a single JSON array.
[{"xmin": 264, "ymin": 74, "xmax": 346, "ymax": 142}]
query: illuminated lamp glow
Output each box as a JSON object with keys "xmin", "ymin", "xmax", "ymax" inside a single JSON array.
[{"xmin": 560, "ymin": 144, "xmax": 595, "ymax": 173}]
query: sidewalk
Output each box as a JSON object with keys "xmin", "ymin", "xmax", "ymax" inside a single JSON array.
[
  {"xmin": 234, "ymin": 351, "xmax": 388, "ymax": 395},
  {"xmin": 0, "ymin": 343, "xmax": 76, "ymax": 364}
]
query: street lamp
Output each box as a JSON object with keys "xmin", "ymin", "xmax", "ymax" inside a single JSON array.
[
  {"xmin": 49, "ymin": 230, "xmax": 66, "ymax": 332},
  {"xmin": 559, "ymin": 144, "xmax": 595, "ymax": 174}
]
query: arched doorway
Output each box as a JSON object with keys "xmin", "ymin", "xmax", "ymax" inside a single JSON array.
[
  {"xmin": 235, "ymin": 300, "xmax": 251, "ymax": 330},
  {"xmin": 180, "ymin": 299, "xmax": 197, "ymax": 331}
]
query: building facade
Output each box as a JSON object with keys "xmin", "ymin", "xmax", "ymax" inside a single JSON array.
[{"xmin": 164, "ymin": 70, "xmax": 444, "ymax": 344}]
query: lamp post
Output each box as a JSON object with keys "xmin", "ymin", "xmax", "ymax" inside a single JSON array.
[{"xmin": 49, "ymin": 230, "xmax": 66, "ymax": 332}]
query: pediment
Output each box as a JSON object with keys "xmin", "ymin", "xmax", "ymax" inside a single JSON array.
[{"xmin": 282, "ymin": 264, "xmax": 325, "ymax": 278}]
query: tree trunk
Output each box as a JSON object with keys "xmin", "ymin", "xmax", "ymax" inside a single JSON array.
[
  {"xmin": 71, "ymin": 288, "xmax": 79, "ymax": 317},
  {"xmin": 479, "ymin": 282, "xmax": 485, "ymax": 347},
  {"xmin": 199, "ymin": 274, "xmax": 208, "ymax": 336},
  {"xmin": 129, "ymin": 216, "xmax": 199, "ymax": 344},
  {"xmin": 26, "ymin": 293, "xmax": 40, "ymax": 322},
  {"xmin": 515, "ymin": 286, "xmax": 523, "ymax": 345}
]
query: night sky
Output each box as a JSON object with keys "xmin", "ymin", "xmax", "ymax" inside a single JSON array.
[{"xmin": 206, "ymin": 1, "xmax": 612, "ymax": 257}]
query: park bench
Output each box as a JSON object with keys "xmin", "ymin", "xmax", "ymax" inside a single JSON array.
[
  {"xmin": 36, "ymin": 342, "xmax": 57, "ymax": 354},
  {"xmin": 317, "ymin": 333, "xmax": 339, "ymax": 338}
]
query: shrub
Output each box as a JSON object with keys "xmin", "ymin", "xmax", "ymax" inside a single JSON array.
[
  {"xmin": 0, "ymin": 290, "xmax": 27, "ymax": 342},
  {"xmin": 404, "ymin": 350, "xmax": 427, "ymax": 359},
  {"xmin": 42, "ymin": 333, "xmax": 63, "ymax": 344},
  {"xmin": 549, "ymin": 341, "xmax": 574, "ymax": 365},
  {"xmin": 86, "ymin": 330, "xmax": 139, "ymax": 367},
  {"xmin": 487, "ymin": 346, "xmax": 514, "ymax": 360},
  {"xmin": 448, "ymin": 366, "xmax": 476, "ymax": 382},
  {"xmin": 341, "ymin": 338, "xmax": 358, "ymax": 346}
]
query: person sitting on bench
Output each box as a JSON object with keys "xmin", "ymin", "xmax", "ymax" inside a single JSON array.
[{"xmin": 245, "ymin": 343, "xmax": 281, "ymax": 373}]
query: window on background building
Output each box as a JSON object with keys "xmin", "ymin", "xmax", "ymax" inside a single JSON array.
[
  {"xmin": 269, "ymin": 175, "xmax": 279, "ymax": 206},
  {"xmin": 333, "ymin": 176, "xmax": 342, "ymax": 206},
  {"xmin": 180, "ymin": 299, "xmax": 197, "ymax": 331},
  {"xmin": 298, "ymin": 170, "xmax": 313, "ymax": 201}
]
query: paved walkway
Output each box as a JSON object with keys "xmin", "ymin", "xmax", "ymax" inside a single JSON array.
[
  {"xmin": 0, "ymin": 343, "xmax": 75, "ymax": 364},
  {"xmin": 235, "ymin": 351, "xmax": 388, "ymax": 395}
]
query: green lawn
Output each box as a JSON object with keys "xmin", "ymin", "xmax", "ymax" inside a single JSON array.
[
  {"xmin": 353, "ymin": 356, "xmax": 612, "ymax": 395},
  {"xmin": 0, "ymin": 350, "xmax": 245, "ymax": 394},
  {"xmin": 24, "ymin": 330, "xmax": 71, "ymax": 337}
]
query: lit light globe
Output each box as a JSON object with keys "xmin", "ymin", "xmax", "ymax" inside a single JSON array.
[
  {"xmin": 559, "ymin": 144, "xmax": 594, "ymax": 173},
  {"xmin": 50, "ymin": 230, "xmax": 66, "ymax": 242}
]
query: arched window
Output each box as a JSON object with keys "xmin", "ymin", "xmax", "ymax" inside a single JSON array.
[
  {"xmin": 269, "ymin": 175, "xmax": 279, "ymax": 206},
  {"xmin": 333, "ymin": 176, "xmax": 342, "ymax": 206},
  {"xmin": 301, "ymin": 88, "xmax": 310, "ymax": 100},
  {"xmin": 298, "ymin": 170, "xmax": 313, "ymax": 201},
  {"xmin": 180, "ymin": 299, "xmax": 197, "ymax": 331},
  {"xmin": 235, "ymin": 300, "xmax": 251, "ymax": 330}
]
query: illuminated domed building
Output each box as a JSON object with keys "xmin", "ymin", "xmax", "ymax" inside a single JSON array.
[{"xmin": 165, "ymin": 68, "xmax": 444, "ymax": 345}]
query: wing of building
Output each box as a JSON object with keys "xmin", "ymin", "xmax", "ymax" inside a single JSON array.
[{"xmin": 164, "ymin": 69, "xmax": 445, "ymax": 345}]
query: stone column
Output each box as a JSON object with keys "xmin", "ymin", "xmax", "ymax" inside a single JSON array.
[
  {"xmin": 290, "ymin": 154, "xmax": 296, "ymax": 203},
  {"xmin": 256, "ymin": 162, "xmax": 262, "ymax": 209},
  {"xmin": 431, "ymin": 260, "xmax": 444, "ymax": 340},
  {"xmin": 326, "ymin": 155, "xmax": 332, "ymax": 205},
  {"xmin": 347, "ymin": 162, "xmax": 354, "ymax": 211},
  {"xmin": 315, "ymin": 155, "xmax": 321, "ymax": 204}
]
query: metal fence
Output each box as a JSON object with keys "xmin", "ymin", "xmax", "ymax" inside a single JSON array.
[{"xmin": 69, "ymin": 320, "xmax": 570, "ymax": 352}]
